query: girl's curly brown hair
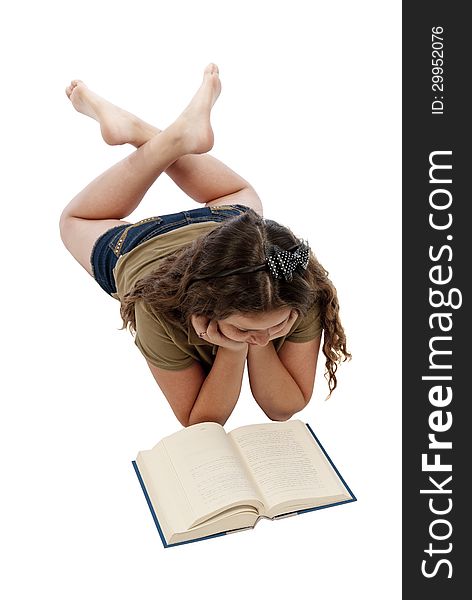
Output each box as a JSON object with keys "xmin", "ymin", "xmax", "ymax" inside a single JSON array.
[{"xmin": 119, "ymin": 208, "xmax": 351, "ymax": 396}]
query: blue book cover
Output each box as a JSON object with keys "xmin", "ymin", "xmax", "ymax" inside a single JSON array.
[{"xmin": 132, "ymin": 421, "xmax": 356, "ymax": 548}]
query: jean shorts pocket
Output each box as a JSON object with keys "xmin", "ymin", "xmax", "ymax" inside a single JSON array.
[
  {"xmin": 209, "ymin": 204, "xmax": 251, "ymax": 217},
  {"xmin": 108, "ymin": 216, "xmax": 163, "ymax": 257}
]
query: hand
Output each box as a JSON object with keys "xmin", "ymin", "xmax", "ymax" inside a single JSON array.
[
  {"xmin": 267, "ymin": 309, "xmax": 299, "ymax": 342},
  {"xmin": 191, "ymin": 314, "xmax": 248, "ymax": 352}
]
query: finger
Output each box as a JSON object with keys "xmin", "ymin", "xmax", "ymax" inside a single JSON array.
[
  {"xmin": 269, "ymin": 322, "xmax": 285, "ymax": 336},
  {"xmin": 191, "ymin": 314, "xmax": 201, "ymax": 332},
  {"xmin": 208, "ymin": 320, "xmax": 218, "ymax": 333},
  {"xmin": 191, "ymin": 314, "xmax": 210, "ymax": 337},
  {"xmin": 270, "ymin": 312, "xmax": 295, "ymax": 336},
  {"xmin": 209, "ymin": 321, "xmax": 242, "ymax": 349},
  {"xmin": 206, "ymin": 319, "xmax": 221, "ymax": 341}
]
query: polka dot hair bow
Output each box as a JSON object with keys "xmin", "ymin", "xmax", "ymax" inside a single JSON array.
[
  {"xmin": 265, "ymin": 241, "xmax": 310, "ymax": 281},
  {"xmin": 186, "ymin": 240, "xmax": 311, "ymax": 286}
]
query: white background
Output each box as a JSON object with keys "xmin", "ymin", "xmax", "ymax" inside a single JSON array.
[{"xmin": 1, "ymin": 1, "xmax": 401, "ymax": 598}]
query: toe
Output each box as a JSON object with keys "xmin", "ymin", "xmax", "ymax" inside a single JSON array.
[
  {"xmin": 205, "ymin": 63, "xmax": 219, "ymax": 76},
  {"xmin": 65, "ymin": 79, "xmax": 85, "ymax": 98},
  {"xmin": 71, "ymin": 79, "xmax": 85, "ymax": 89}
]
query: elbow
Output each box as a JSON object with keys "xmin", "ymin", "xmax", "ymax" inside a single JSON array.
[
  {"xmin": 178, "ymin": 415, "xmax": 191, "ymax": 428},
  {"xmin": 177, "ymin": 411, "xmax": 198, "ymax": 428},
  {"xmin": 184, "ymin": 413, "xmax": 228, "ymax": 428},
  {"xmin": 266, "ymin": 412, "xmax": 294, "ymax": 422},
  {"xmin": 264, "ymin": 394, "xmax": 312, "ymax": 423},
  {"xmin": 265, "ymin": 406, "xmax": 300, "ymax": 422}
]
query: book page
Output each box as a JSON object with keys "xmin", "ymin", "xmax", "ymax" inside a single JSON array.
[
  {"xmin": 160, "ymin": 422, "xmax": 263, "ymax": 527},
  {"xmin": 229, "ymin": 420, "xmax": 348, "ymax": 510}
]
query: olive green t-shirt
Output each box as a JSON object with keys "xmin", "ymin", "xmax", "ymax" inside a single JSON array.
[{"xmin": 112, "ymin": 220, "xmax": 322, "ymax": 373}]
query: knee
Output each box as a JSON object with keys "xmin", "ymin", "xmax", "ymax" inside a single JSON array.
[
  {"xmin": 58, "ymin": 210, "xmax": 71, "ymax": 245},
  {"xmin": 58, "ymin": 210, "xmax": 79, "ymax": 251},
  {"xmin": 245, "ymin": 188, "xmax": 264, "ymax": 217},
  {"xmin": 265, "ymin": 410, "xmax": 293, "ymax": 422}
]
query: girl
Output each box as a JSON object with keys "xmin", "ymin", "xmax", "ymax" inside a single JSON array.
[{"xmin": 59, "ymin": 63, "xmax": 350, "ymax": 427}]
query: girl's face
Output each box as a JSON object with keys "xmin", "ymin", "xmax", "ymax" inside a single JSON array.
[{"xmin": 217, "ymin": 307, "xmax": 293, "ymax": 346}]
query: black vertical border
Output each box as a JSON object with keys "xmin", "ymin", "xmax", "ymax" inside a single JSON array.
[{"xmin": 403, "ymin": 2, "xmax": 469, "ymax": 596}]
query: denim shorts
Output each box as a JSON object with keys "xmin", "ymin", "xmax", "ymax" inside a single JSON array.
[{"xmin": 90, "ymin": 204, "xmax": 252, "ymax": 296}]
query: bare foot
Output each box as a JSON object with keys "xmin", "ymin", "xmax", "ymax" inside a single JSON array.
[
  {"xmin": 173, "ymin": 63, "xmax": 222, "ymax": 155},
  {"xmin": 65, "ymin": 80, "xmax": 148, "ymax": 146}
]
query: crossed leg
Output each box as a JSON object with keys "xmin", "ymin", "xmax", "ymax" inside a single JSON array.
[{"xmin": 59, "ymin": 63, "xmax": 263, "ymax": 277}]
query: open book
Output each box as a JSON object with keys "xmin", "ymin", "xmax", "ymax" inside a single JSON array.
[{"xmin": 132, "ymin": 419, "xmax": 356, "ymax": 547}]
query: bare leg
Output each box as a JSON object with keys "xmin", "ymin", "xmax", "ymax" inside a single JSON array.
[
  {"xmin": 63, "ymin": 73, "xmax": 262, "ymax": 208},
  {"xmin": 60, "ymin": 63, "xmax": 250, "ymax": 276}
]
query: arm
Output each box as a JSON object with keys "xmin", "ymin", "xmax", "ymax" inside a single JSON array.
[
  {"xmin": 187, "ymin": 345, "xmax": 248, "ymax": 426},
  {"xmin": 138, "ymin": 304, "xmax": 250, "ymax": 427},
  {"xmin": 146, "ymin": 345, "xmax": 248, "ymax": 427},
  {"xmin": 247, "ymin": 336, "xmax": 321, "ymax": 421}
]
